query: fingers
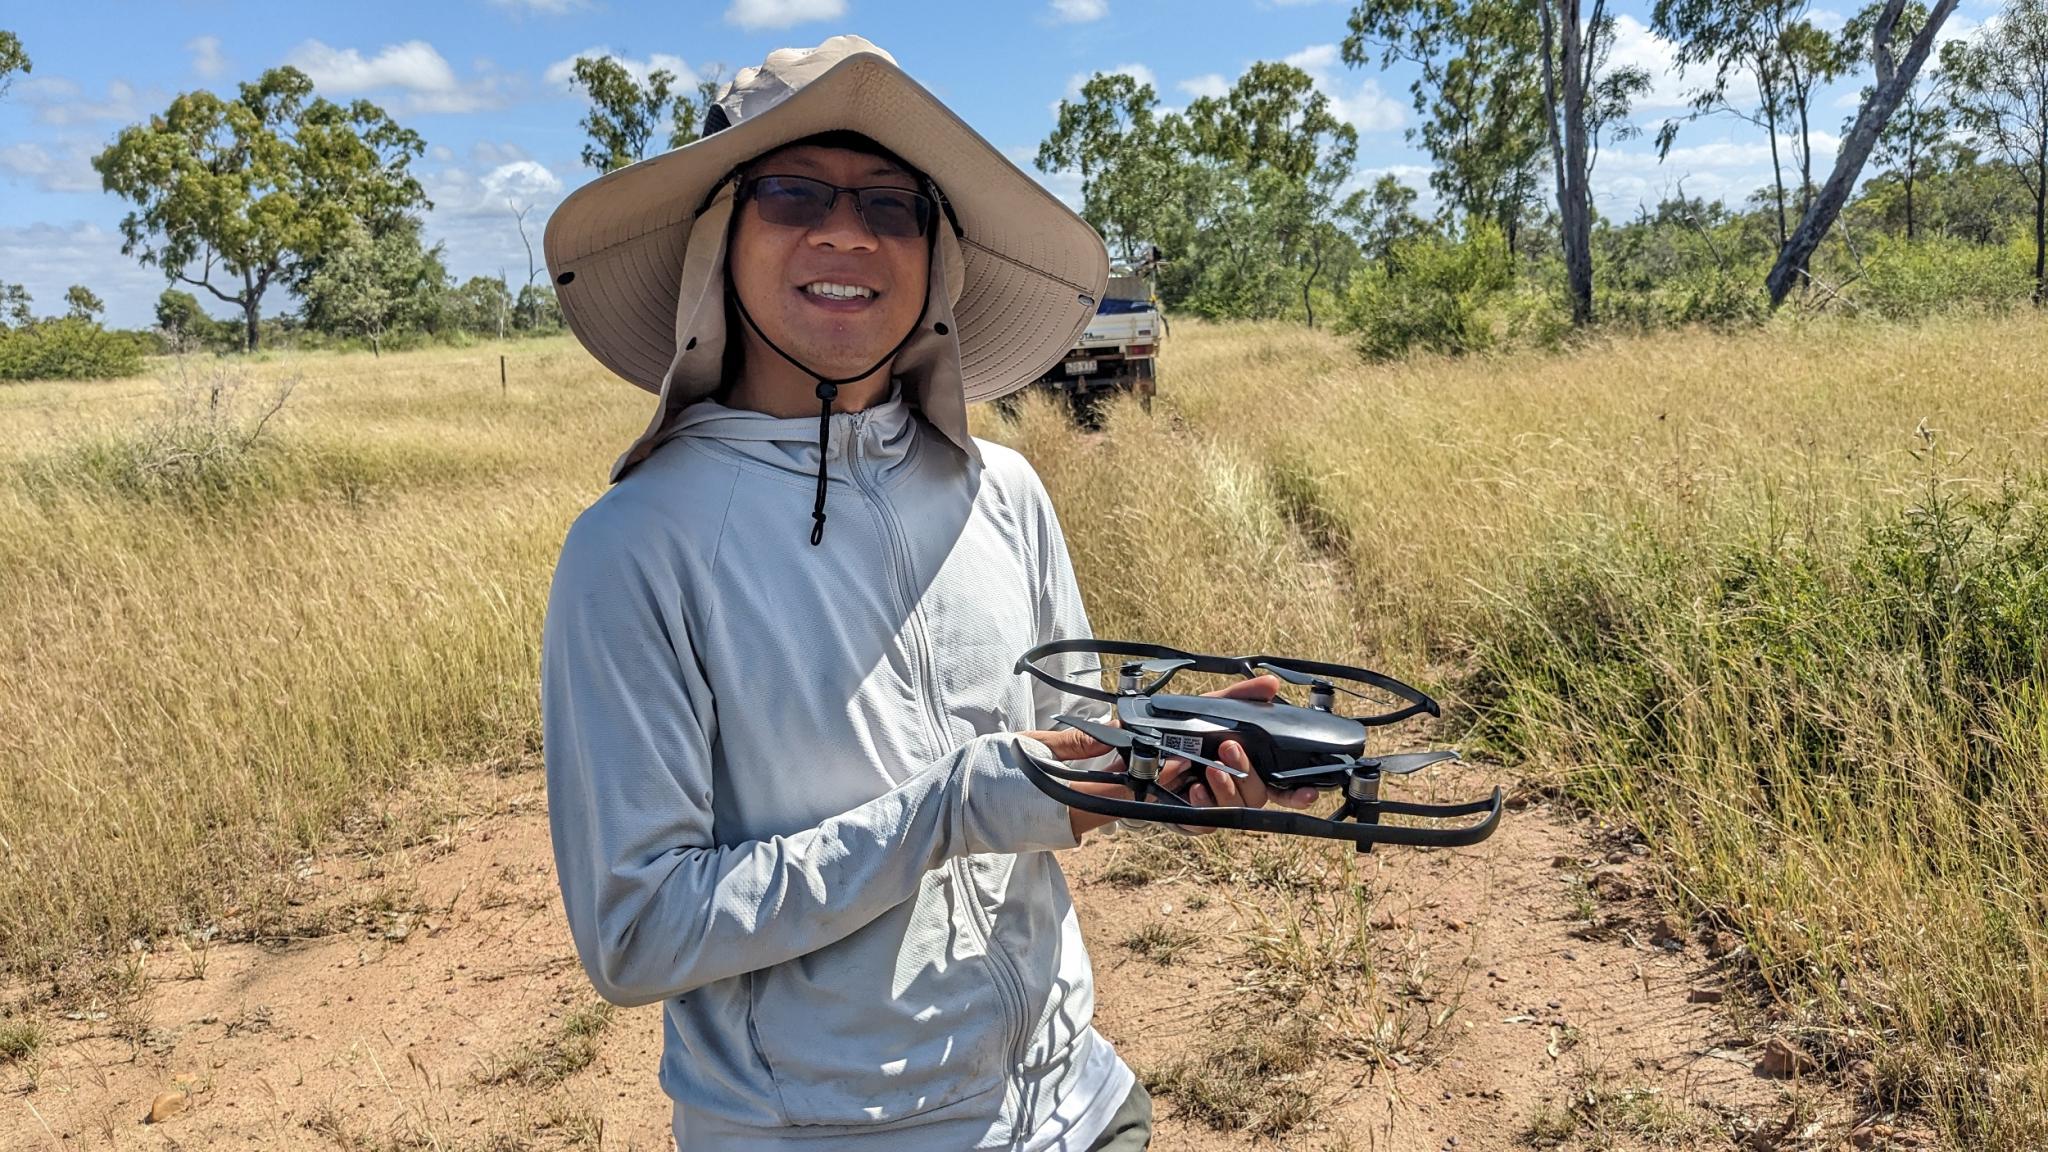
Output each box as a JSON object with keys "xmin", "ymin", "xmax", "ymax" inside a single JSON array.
[
  {"xmin": 1207, "ymin": 673, "xmax": 1283, "ymax": 703},
  {"xmin": 1277, "ymin": 786, "xmax": 1320, "ymax": 810},
  {"xmin": 1191, "ymin": 741, "xmax": 1261, "ymax": 809}
]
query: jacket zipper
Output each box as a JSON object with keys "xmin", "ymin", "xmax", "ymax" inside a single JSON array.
[{"xmin": 844, "ymin": 411, "xmax": 1037, "ymax": 1114}]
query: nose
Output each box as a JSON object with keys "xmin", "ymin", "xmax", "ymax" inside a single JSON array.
[{"xmin": 806, "ymin": 190, "xmax": 878, "ymax": 251}]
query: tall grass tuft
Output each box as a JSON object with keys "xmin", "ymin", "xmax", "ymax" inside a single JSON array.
[{"xmin": 1468, "ymin": 470, "xmax": 2048, "ymax": 1148}]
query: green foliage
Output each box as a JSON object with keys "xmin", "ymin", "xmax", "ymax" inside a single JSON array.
[
  {"xmin": 0, "ymin": 283, "xmax": 31, "ymax": 329},
  {"xmin": 1594, "ymin": 197, "xmax": 1774, "ymax": 328},
  {"xmin": 514, "ymin": 283, "xmax": 563, "ymax": 331},
  {"xmin": 444, "ymin": 275, "xmax": 514, "ymax": 337},
  {"xmin": 1340, "ymin": 223, "xmax": 1531, "ymax": 358},
  {"xmin": 63, "ymin": 285, "xmax": 104, "ymax": 322},
  {"xmin": 0, "ymin": 29, "xmax": 28, "ymax": 100},
  {"xmin": 152, "ymin": 288, "xmax": 238, "ymax": 352},
  {"xmin": 1040, "ymin": 61, "xmax": 1362, "ymax": 325},
  {"xmin": 1036, "ymin": 71, "xmax": 1184, "ymax": 268},
  {"xmin": 1941, "ymin": 0, "xmax": 2048, "ymax": 300},
  {"xmin": 298, "ymin": 218, "xmax": 448, "ymax": 353},
  {"xmin": 1857, "ymin": 234, "xmax": 2037, "ymax": 318},
  {"xmin": 1342, "ymin": 0, "xmax": 1548, "ymax": 242},
  {"xmin": 0, "ymin": 318, "xmax": 149, "ymax": 381},
  {"xmin": 92, "ymin": 65, "xmax": 429, "ymax": 351},
  {"xmin": 567, "ymin": 55, "xmax": 719, "ymax": 172}
]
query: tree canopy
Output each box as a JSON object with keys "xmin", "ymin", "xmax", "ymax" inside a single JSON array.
[{"xmin": 92, "ymin": 66, "xmax": 430, "ymax": 351}]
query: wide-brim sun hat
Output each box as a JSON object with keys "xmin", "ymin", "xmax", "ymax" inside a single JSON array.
[{"xmin": 542, "ymin": 34, "xmax": 1112, "ymax": 483}]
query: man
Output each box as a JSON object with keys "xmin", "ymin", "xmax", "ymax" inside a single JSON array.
[{"xmin": 539, "ymin": 37, "xmax": 1315, "ymax": 1150}]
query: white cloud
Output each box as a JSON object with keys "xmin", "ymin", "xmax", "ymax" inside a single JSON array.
[
  {"xmin": 471, "ymin": 140, "xmax": 531, "ymax": 167},
  {"xmin": 1177, "ymin": 73, "xmax": 1229, "ymax": 100},
  {"xmin": 482, "ymin": 160, "xmax": 564, "ymax": 205},
  {"xmin": 289, "ymin": 40, "xmax": 459, "ymax": 96},
  {"xmin": 187, "ymin": 35, "xmax": 227, "ymax": 79},
  {"xmin": 0, "ymin": 140, "xmax": 101, "ymax": 193},
  {"xmin": 0, "ymin": 222, "xmax": 191, "ymax": 330},
  {"xmin": 418, "ymin": 162, "xmax": 570, "ymax": 290},
  {"xmin": 1591, "ymin": 130, "xmax": 1842, "ymax": 214},
  {"xmin": 1283, "ymin": 43, "xmax": 1405, "ymax": 132},
  {"xmin": 544, "ymin": 49, "xmax": 696, "ymax": 92},
  {"xmin": 1605, "ymin": 15, "xmax": 1694, "ymax": 112},
  {"xmin": 1051, "ymin": 0, "xmax": 1108, "ymax": 21},
  {"xmin": 285, "ymin": 39, "xmax": 512, "ymax": 114},
  {"xmin": 1062, "ymin": 62, "xmax": 1157, "ymax": 98},
  {"xmin": 425, "ymin": 160, "xmax": 565, "ymax": 218},
  {"xmin": 723, "ymin": 0, "xmax": 846, "ymax": 30},
  {"xmin": 14, "ymin": 76, "xmax": 144, "ymax": 126}
]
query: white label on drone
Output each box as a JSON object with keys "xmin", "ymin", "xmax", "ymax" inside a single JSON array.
[{"xmin": 1159, "ymin": 733, "xmax": 1205, "ymax": 758}]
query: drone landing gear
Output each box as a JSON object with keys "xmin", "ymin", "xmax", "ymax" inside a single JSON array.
[{"xmin": 1019, "ymin": 752, "xmax": 1502, "ymax": 852}]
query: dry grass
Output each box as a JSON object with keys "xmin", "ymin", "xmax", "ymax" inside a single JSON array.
[
  {"xmin": 0, "ymin": 341, "xmax": 633, "ymax": 975},
  {"xmin": 6, "ymin": 315, "xmax": 2048, "ymax": 1144},
  {"xmin": 473, "ymin": 1000, "xmax": 615, "ymax": 1089}
]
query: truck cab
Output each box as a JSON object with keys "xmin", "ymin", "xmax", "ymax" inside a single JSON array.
[{"xmin": 1019, "ymin": 273, "xmax": 1163, "ymax": 427}]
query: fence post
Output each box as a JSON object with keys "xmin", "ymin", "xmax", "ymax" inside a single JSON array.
[{"xmin": 500, "ymin": 354, "xmax": 507, "ymax": 395}]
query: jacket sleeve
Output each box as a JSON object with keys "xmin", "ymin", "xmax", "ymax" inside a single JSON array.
[{"xmin": 540, "ymin": 508, "xmax": 1081, "ymax": 1009}]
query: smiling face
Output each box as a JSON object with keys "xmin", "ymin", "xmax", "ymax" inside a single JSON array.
[{"xmin": 727, "ymin": 143, "xmax": 932, "ymax": 394}]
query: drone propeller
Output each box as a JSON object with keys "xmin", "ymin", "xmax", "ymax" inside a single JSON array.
[
  {"xmin": 1118, "ymin": 657, "xmax": 1196, "ymax": 694},
  {"xmin": 1052, "ymin": 713, "xmax": 1249, "ymax": 779},
  {"xmin": 1252, "ymin": 661, "xmax": 1373, "ymax": 701},
  {"xmin": 1265, "ymin": 749, "xmax": 1461, "ymax": 786}
]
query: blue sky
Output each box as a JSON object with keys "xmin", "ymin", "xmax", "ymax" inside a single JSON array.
[{"xmin": 0, "ymin": 0, "xmax": 1997, "ymax": 328}]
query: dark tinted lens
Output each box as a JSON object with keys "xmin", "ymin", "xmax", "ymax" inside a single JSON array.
[
  {"xmin": 749, "ymin": 176, "xmax": 835, "ymax": 228},
  {"xmin": 857, "ymin": 188, "xmax": 932, "ymax": 238}
]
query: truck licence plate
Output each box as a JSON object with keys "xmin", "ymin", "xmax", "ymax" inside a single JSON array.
[{"xmin": 1064, "ymin": 359, "xmax": 1098, "ymax": 376}]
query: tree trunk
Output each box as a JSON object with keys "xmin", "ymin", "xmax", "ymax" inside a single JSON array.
[
  {"xmin": 1797, "ymin": 94, "xmax": 1814, "ymax": 220},
  {"xmin": 2034, "ymin": 154, "xmax": 2046, "ymax": 305},
  {"xmin": 1767, "ymin": 107, "xmax": 1789, "ymax": 247},
  {"xmin": 1768, "ymin": 0, "xmax": 1959, "ymax": 307},
  {"xmin": 243, "ymin": 299, "xmax": 260, "ymax": 353},
  {"xmin": 1539, "ymin": 0, "xmax": 1594, "ymax": 325},
  {"xmin": 1560, "ymin": 0, "xmax": 1594, "ymax": 326}
]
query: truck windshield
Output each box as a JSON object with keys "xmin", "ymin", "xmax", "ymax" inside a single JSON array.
[{"xmin": 1095, "ymin": 297, "xmax": 1152, "ymax": 315}]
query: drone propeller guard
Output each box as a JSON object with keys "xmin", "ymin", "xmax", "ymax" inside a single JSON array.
[{"xmin": 1015, "ymin": 639, "xmax": 1503, "ymax": 851}]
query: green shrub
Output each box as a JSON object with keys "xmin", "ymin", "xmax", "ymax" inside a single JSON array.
[
  {"xmin": 1853, "ymin": 235, "xmax": 2035, "ymax": 320},
  {"xmin": 1342, "ymin": 223, "xmax": 1516, "ymax": 359},
  {"xmin": 0, "ymin": 318, "xmax": 149, "ymax": 381}
]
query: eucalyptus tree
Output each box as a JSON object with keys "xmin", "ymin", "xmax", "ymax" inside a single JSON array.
[
  {"xmin": 93, "ymin": 67, "xmax": 429, "ymax": 351},
  {"xmin": 1943, "ymin": 0, "xmax": 2048, "ymax": 303}
]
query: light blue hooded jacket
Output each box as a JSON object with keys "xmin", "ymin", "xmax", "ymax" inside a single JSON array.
[{"xmin": 540, "ymin": 382, "xmax": 1130, "ymax": 1149}]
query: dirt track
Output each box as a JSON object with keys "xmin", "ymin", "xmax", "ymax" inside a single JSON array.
[{"xmin": 1, "ymin": 759, "xmax": 1875, "ymax": 1151}]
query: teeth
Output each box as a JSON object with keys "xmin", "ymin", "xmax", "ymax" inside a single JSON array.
[{"xmin": 804, "ymin": 282, "xmax": 873, "ymax": 299}]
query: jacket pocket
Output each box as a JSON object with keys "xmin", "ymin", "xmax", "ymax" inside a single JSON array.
[
  {"xmin": 748, "ymin": 866, "xmax": 1013, "ymax": 1126},
  {"xmin": 965, "ymin": 850, "xmax": 1094, "ymax": 1072}
]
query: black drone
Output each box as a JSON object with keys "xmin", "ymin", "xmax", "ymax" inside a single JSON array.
[{"xmin": 1014, "ymin": 640, "xmax": 1502, "ymax": 851}]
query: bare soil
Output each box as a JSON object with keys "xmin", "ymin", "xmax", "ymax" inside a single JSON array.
[{"xmin": 2, "ymin": 760, "xmax": 1896, "ymax": 1151}]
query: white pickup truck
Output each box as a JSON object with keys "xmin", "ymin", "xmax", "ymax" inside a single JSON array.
[{"xmin": 1017, "ymin": 274, "xmax": 1163, "ymax": 426}]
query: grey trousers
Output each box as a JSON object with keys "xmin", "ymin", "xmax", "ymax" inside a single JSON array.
[{"xmin": 1083, "ymin": 1080, "xmax": 1153, "ymax": 1151}]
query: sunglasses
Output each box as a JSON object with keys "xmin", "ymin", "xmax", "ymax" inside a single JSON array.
[{"xmin": 739, "ymin": 174, "xmax": 938, "ymax": 239}]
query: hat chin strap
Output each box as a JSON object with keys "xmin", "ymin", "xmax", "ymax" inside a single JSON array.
[{"xmin": 729, "ymin": 287, "xmax": 931, "ymax": 546}]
